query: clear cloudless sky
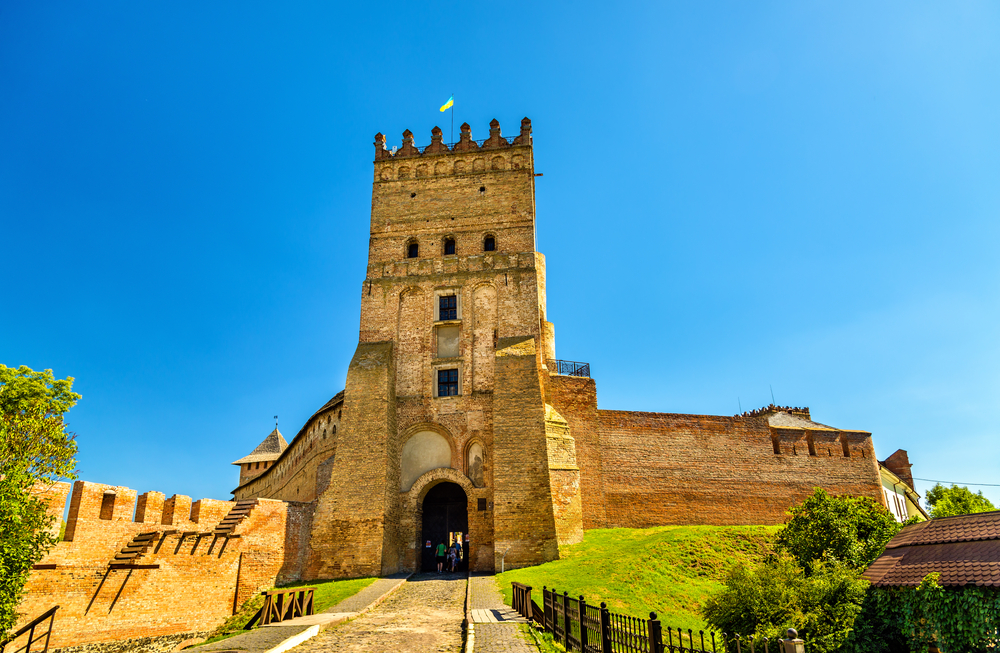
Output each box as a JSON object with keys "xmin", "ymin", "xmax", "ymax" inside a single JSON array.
[{"xmin": 2, "ymin": 2, "xmax": 998, "ymax": 509}]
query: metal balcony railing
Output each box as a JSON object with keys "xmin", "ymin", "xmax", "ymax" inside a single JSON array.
[{"xmin": 548, "ymin": 359, "xmax": 590, "ymax": 378}]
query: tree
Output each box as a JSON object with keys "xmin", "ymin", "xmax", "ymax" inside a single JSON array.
[
  {"xmin": 925, "ymin": 483, "xmax": 996, "ymax": 518},
  {"xmin": 0, "ymin": 365, "xmax": 80, "ymax": 638},
  {"xmin": 703, "ymin": 489, "xmax": 905, "ymax": 652},
  {"xmin": 702, "ymin": 556, "xmax": 869, "ymax": 653},
  {"xmin": 776, "ymin": 488, "xmax": 902, "ymax": 573}
]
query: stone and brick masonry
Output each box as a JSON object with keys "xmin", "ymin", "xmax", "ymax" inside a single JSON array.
[{"xmin": 16, "ymin": 117, "xmax": 885, "ymax": 648}]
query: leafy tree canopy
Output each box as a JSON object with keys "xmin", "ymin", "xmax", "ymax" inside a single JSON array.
[
  {"xmin": 925, "ymin": 483, "xmax": 996, "ymax": 518},
  {"xmin": 702, "ymin": 556, "xmax": 868, "ymax": 653},
  {"xmin": 776, "ymin": 488, "xmax": 902, "ymax": 573},
  {"xmin": 0, "ymin": 365, "xmax": 79, "ymax": 637},
  {"xmin": 0, "ymin": 364, "xmax": 80, "ymax": 417}
]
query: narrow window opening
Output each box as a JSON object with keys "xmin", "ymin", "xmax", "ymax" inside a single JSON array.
[
  {"xmin": 99, "ymin": 493, "xmax": 116, "ymax": 521},
  {"xmin": 479, "ymin": 186, "xmax": 486, "ymax": 195},
  {"xmin": 410, "ymin": 192, "xmax": 416, "ymax": 198},
  {"xmin": 437, "ymin": 369, "xmax": 459, "ymax": 396},
  {"xmin": 840, "ymin": 434, "xmax": 850, "ymax": 458},
  {"xmin": 484, "ymin": 236, "xmax": 496, "ymax": 252},
  {"xmin": 771, "ymin": 434, "xmax": 780, "ymax": 455},
  {"xmin": 407, "ymin": 242, "xmax": 419, "ymax": 258},
  {"xmin": 444, "ymin": 238, "xmax": 456, "ymax": 256},
  {"xmin": 439, "ymin": 295, "xmax": 457, "ymax": 321},
  {"xmin": 806, "ymin": 432, "xmax": 816, "ymax": 456}
]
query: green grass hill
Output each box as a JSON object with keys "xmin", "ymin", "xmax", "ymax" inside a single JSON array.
[{"xmin": 496, "ymin": 525, "xmax": 781, "ymax": 633}]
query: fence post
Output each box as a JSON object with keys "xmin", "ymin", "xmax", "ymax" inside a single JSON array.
[
  {"xmin": 780, "ymin": 628, "xmax": 805, "ymax": 653},
  {"xmin": 600, "ymin": 602, "xmax": 612, "ymax": 653},
  {"xmin": 648, "ymin": 612, "xmax": 662, "ymax": 653},
  {"xmin": 543, "ymin": 587, "xmax": 550, "ymax": 632},
  {"xmin": 578, "ymin": 596, "xmax": 588, "ymax": 652},
  {"xmin": 525, "ymin": 586, "xmax": 532, "ymax": 621},
  {"xmin": 563, "ymin": 591, "xmax": 571, "ymax": 649}
]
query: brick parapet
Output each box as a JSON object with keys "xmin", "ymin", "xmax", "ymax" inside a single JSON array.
[{"xmin": 17, "ymin": 479, "xmax": 304, "ymax": 650}]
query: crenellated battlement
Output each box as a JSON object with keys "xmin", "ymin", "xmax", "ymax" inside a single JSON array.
[
  {"xmin": 374, "ymin": 117, "xmax": 532, "ymax": 161},
  {"xmin": 57, "ymin": 480, "xmax": 238, "ymax": 542}
]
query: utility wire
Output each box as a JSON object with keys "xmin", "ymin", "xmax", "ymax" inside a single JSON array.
[{"xmin": 912, "ymin": 477, "xmax": 1000, "ymax": 488}]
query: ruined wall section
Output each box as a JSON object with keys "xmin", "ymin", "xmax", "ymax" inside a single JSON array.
[
  {"xmin": 597, "ymin": 411, "xmax": 883, "ymax": 527},
  {"xmin": 544, "ymin": 404, "xmax": 584, "ymax": 547},
  {"xmin": 233, "ymin": 395, "xmax": 343, "ymax": 503},
  {"xmin": 16, "ymin": 481, "xmax": 307, "ymax": 650}
]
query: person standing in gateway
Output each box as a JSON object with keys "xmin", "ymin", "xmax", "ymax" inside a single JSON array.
[{"xmin": 435, "ymin": 541, "xmax": 447, "ymax": 573}]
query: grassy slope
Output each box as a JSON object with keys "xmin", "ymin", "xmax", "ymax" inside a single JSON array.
[
  {"xmin": 202, "ymin": 577, "xmax": 377, "ymax": 644},
  {"xmin": 496, "ymin": 525, "xmax": 780, "ymax": 633}
]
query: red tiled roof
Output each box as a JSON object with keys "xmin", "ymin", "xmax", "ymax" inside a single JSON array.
[{"xmin": 864, "ymin": 511, "xmax": 1000, "ymax": 588}]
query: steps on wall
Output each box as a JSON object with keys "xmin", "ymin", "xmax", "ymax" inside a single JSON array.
[{"xmin": 213, "ymin": 499, "xmax": 259, "ymax": 536}]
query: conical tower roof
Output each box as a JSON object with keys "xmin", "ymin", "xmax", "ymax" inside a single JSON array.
[{"xmin": 231, "ymin": 428, "xmax": 288, "ymax": 465}]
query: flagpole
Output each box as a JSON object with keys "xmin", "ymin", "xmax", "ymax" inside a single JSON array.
[{"xmin": 450, "ymin": 93, "xmax": 454, "ymax": 143}]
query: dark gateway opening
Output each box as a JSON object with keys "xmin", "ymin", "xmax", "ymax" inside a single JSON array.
[{"xmin": 420, "ymin": 482, "xmax": 468, "ymax": 572}]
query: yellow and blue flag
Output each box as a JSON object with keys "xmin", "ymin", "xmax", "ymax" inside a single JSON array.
[{"xmin": 440, "ymin": 95, "xmax": 454, "ymax": 112}]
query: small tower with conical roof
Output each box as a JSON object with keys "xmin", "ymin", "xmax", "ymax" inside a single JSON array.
[{"xmin": 232, "ymin": 428, "xmax": 288, "ymax": 485}]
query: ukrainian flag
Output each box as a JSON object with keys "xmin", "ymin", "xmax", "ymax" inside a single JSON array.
[{"xmin": 440, "ymin": 95, "xmax": 454, "ymax": 112}]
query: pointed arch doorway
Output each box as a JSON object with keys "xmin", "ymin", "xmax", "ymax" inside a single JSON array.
[{"xmin": 420, "ymin": 482, "xmax": 468, "ymax": 572}]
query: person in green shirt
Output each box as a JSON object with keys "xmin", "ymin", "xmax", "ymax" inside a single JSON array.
[{"xmin": 435, "ymin": 541, "xmax": 447, "ymax": 573}]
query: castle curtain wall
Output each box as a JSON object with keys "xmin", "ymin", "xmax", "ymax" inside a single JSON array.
[{"xmin": 594, "ymin": 410, "xmax": 883, "ymax": 527}]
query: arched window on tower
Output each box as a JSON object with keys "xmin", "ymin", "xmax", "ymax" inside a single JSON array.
[
  {"xmin": 407, "ymin": 241, "xmax": 419, "ymax": 258},
  {"xmin": 483, "ymin": 235, "xmax": 496, "ymax": 252},
  {"xmin": 444, "ymin": 237, "xmax": 456, "ymax": 256}
]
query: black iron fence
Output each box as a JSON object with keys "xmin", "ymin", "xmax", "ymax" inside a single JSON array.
[
  {"xmin": 548, "ymin": 359, "xmax": 591, "ymax": 378},
  {"xmin": 511, "ymin": 584, "xmax": 806, "ymax": 653}
]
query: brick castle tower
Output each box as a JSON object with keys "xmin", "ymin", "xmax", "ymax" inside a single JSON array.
[{"xmin": 301, "ymin": 117, "xmax": 583, "ymax": 577}]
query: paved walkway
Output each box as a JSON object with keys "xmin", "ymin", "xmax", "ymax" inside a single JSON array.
[
  {"xmin": 293, "ymin": 571, "xmax": 467, "ymax": 653},
  {"xmin": 197, "ymin": 574, "xmax": 409, "ymax": 652},
  {"xmin": 468, "ymin": 575, "xmax": 535, "ymax": 653}
]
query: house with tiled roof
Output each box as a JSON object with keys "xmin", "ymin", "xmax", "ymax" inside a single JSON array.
[{"xmin": 863, "ymin": 509, "xmax": 1000, "ymax": 587}]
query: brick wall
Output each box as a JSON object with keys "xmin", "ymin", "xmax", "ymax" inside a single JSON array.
[
  {"xmin": 15, "ymin": 480, "xmax": 307, "ymax": 649},
  {"xmin": 596, "ymin": 410, "xmax": 882, "ymax": 527}
]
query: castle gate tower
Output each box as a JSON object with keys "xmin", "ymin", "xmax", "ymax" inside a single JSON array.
[{"xmin": 303, "ymin": 118, "xmax": 584, "ymax": 578}]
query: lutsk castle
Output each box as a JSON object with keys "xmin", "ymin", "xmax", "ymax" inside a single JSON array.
[{"xmin": 17, "ymin": 117, "xmax": 911, "ymax": 650}]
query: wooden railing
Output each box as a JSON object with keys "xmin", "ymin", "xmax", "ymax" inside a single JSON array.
[
  {"xmin": 244, "ymin": 587, "xmax": 315, "ymax": 629},
  {"xmin": 0, "ymin": 606, "xmax": 58, "ymax": 653}
]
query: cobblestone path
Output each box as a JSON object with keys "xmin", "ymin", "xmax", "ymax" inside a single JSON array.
[
  {"xmin": 469, "ymin": 575, "xmax": 536, "ymax": 653},
  {"xmin": 293, "ymin": 572, "xmax": 466, "ymax": 653}
]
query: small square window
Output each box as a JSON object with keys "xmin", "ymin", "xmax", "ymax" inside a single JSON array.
[
  {"xmin": 444, "ymin": 238, "xmax": 456, "ymax": 255},
  {"xmin": 407, "ymin": 242, "xmax": 419, "ymax": 258},
  {"xmin": 438, "ymin": 368, "xmax": 459, "ymax": 396},
  {"xmin": 477, "ymin": 498, "xmax": 488, "ymax": 511},
  {"xmin": 439, "ymin": 295, "xmax": 457, "ymax": 321}
]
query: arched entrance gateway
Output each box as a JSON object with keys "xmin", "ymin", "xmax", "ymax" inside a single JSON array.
[{"xmin": 420, "ymin": 482, "xmax": 468, "ymax": 571}]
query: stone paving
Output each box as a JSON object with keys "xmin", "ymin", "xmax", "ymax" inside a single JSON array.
[
  {"xmin": 324, "ymin": 572, "xmax": 410, "ymax": 613},
  {"xmin": 292, "ymin": 571, "xmax": 467, "ymax": 653},
  {"xmin": 469, "ymin": 574, "xmax": 536, "ymax": 653}
]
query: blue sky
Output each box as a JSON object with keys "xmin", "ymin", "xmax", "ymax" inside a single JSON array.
[{"xmin": 3, "ymin": 1, "xmax": 998, "ymax": 508}]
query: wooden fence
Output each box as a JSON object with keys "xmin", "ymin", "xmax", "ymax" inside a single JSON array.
[
  {"xmin": 511, "ymin": 583, "xmax": 805, "ymax": 653},
  {"xmin": 244, "ymin": 587, "xmax": 315, "ymax": 628}
]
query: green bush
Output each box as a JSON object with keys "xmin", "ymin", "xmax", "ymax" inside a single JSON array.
[
  {"xmin": 776, "ymin": 488, "xmax": 902, "ymax": 573},
  {"xmin": 842, "ymin": 574, "xmax": 1000, "ymax": 653},
  {"xmin": 702, "ymin": 556, "xmax": 867, "ymax": 653}
]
